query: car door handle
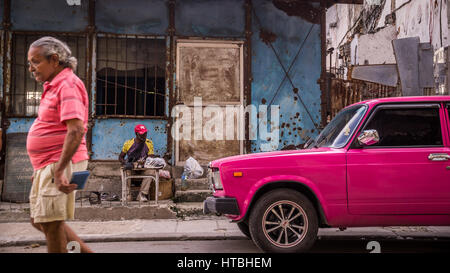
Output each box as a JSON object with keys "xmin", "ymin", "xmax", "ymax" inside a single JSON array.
[{"xmin": 428, "ymin": 153, "xmax": 450, "ymax": 161}]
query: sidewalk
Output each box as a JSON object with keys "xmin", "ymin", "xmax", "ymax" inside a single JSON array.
[{"xmin": 1, "ymin": 217, "xmax": 449, "ymax": 247}]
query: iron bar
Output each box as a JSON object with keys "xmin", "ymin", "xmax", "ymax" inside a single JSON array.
[
  {"xmin": 135, "ymin": 35, "xmax": 138, "ymax": 116},
  {"xmin": 115, "ymin": 37, "xmax": 118, "ymax": 115}
]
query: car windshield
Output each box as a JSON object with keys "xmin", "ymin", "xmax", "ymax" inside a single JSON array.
[{"xmin": 307, "ymin": 104, "xmax": 367, "ymax": 149}]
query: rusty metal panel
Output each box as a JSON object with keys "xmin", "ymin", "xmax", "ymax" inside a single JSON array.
[
  {"xmin": 177, "ymin": 42, "xmax": 242, "ymax": 105},
  {"xmin": 175, "ymin": 0, "xmax": 245, "ymax": 37},
  {"xmin": 251, "ymin": 0, "xmax": 322, "ymax": 152},
  {"xmin": 175, "ymin": 40, "xmax": 244, "ymax": 165},
  {"xmin": 330, "ymin": 78, "xmax": 401, "ymax": 119},
  {"xmin": 2, "ymin": 133, "xmax": 33, "ymax": 203},
  {"xmin": 392, "ymin": 37, "xmax": 420, "ymax": 96},
  {"xmin": 351, "ymin": 64, "xmax": 398, "ymax": 87},
  {"xmin": 11, "ymin": 0, "xmax": 88, "ymax": 31},
  {"xmin": 418, "ymin": 43, "xmax": 434, "ymax": 89},
  {"xmin": 95, "ymin": 0, "xmax": 168, "ymax": 35},
  {"xmin": 176, "ymin": 107, "xmax": 241, "ymax": 164}
]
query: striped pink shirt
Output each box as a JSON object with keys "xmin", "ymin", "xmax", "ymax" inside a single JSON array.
[{"xmin": 27, "ymin": 68, "xmax": 89, "ymax": 171}]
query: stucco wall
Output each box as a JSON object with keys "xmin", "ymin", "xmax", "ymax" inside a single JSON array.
[
  {"xmin": 327, "ymin": 0, "xmax": 450, "ymax": 72},
  {"xmin": 356, "ymin": 25, "xmax": 397, "ymax": 65}
]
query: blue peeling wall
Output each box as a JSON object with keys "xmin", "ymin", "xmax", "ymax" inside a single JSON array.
[
  {"xmin": 5, "ymin": 118, "xmax": 34, "ymax": 133},
  {"xmin": 175, "ymin": 0, "xmax": 245, "ymax": 37},
  {"xmin": 251, "ymin": 0, "xmax": 321, "ymax": 152},
  {"xmin": 91, "ymin": 119, "xmax": 168, "ymax": 160},
  {"xmin": 95, "ymin": 0, "xmax": 168, "ymax": 35},
  {"xmin": 11, "ymin": 0, "xmax": 88, "ymax": 32}
]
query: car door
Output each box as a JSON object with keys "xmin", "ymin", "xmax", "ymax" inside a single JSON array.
[{"xmin": 346, "ymin": 103, "xmax": 450, "ymax": 215}]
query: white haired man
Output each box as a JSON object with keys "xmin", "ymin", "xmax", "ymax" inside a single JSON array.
[{"xmin": 26, "ymin": 36, "xmax": 92, "ymax": 253}]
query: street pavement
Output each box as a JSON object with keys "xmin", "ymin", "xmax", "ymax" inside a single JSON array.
[{"xmin": 1, "ymin": 216, "xmax": 450, "ymax": 247}]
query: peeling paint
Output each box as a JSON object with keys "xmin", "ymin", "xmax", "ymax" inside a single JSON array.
[
  {"xmin": 259, "ymin": 28, "xmax": 277, "ymax": 45},
  {"xmin": 272, "ymin": 0, "xmax": 320, "ymax": 24},
  {"xmin": 92, "ymin": 119, "xmax": 168, "ymax": 160}
]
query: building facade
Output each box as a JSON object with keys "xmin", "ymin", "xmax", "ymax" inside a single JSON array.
[
  {"xmin": 0, "ymin": 0, "xmax": 361, "ymax": 200},
  {"xmin": 326, "ymin": 0, "xmax": 450, "ymax": 103}
]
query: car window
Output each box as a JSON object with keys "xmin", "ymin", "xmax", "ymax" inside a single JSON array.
[
  {"xmin": 363, "ymin": 106, "xmax": 443, "ymax": 147},
  {"xmin": 310, "ymin": 104, "xmax": 367, "ymax": 148}
]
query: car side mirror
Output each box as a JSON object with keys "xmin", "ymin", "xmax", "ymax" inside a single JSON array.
[{"xmin": 357, "ymin": 129, "xmax": 380, "ymax": 146}]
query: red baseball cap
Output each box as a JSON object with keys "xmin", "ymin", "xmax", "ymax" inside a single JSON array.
[{"xmin": 135, "ymin": 124, "xmax": 147, "ymax": 134}]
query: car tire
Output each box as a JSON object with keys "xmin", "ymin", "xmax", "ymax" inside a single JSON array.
[
  {"xmin": 237, "ymin": 222, "xmax": 252, "ymax": 239},
  {"xmin": 249, "ymin": 189, "xmax": 318, "ymax": 253}
]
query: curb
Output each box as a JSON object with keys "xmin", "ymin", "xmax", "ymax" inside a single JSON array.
[
  {"xmin": 2, "ymin": 232, "xmax": 449, "ymax": 248},
  {"xmin": 0, "ymin": 233, "xmax": 248, "ymax": 247}
]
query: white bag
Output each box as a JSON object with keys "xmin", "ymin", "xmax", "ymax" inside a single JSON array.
[
  {"xmin": 184, "ymin": 157, "xmax": 204, "ymax": 179},
  {"xmin": 144, "ymin": 157, "xmax": 167, "ymax": 168}
]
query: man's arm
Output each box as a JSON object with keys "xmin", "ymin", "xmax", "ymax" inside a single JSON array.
[
  {"xmin": 54, "ymin": 118, "xmax": 85, "ymax": 194},
  {"xmin": 119, "ymin": 152, "xmax": 126, "ymax": 165}
]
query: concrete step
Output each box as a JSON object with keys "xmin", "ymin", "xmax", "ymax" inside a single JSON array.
[
  {"xmin": 175, "ymin": 178, "xmax": 210, "ymax": 190},
  {"xmin": 168, "ymin": 202, "xmax": 210, "ymax": 218},
  {"xmin": 173, "ymin": 190, "xmax": 212, "ymax": 203}
]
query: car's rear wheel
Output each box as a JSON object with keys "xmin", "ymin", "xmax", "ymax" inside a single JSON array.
[
  {"xmin": 237, "ymin": 222, "xmax": 251, "ymax": 239},
  {"xmin": 249, "ymin": 189, "xmax": 318, "ymax": 253}
]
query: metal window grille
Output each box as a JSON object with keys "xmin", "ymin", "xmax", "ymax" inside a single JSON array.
[
  {"xmin": 8, "ymin": 33, "xmax": 87, "ymax": 117},
  {"xmin": 95, "ymin": 35, "xmax": 166, "ymax": 118}
]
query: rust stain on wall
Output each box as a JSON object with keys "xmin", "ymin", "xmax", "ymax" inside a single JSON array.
[
  {"xmin": 272, "ymin": 0, "xmax": 320, "ymax": 24},
  {"xmin": 259, "ymin": 28, "xmax": 277, "ymax": 46}
]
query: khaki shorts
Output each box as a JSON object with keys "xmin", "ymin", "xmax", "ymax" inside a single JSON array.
[{"xmin": 29, "ymin": 160, "xmax": 88, "ymax": 224}]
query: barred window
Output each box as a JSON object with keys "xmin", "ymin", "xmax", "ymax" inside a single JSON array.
[
  {"xmin": 9, "ymin": 33, "xmax": 87, "ymax": 117},
  {"xmin": 96, "ymin": 35, "xmax": 166, "ymax": 117}
]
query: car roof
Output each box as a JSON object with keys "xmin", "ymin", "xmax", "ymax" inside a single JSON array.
[{"xmin": 348, "ymin": 95, "xmax": 450, "ymax": 108}]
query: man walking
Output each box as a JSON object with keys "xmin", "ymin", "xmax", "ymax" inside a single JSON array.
[{"xmin": 26, "ymin": 36, "xmax": 92, "ymax": 253}]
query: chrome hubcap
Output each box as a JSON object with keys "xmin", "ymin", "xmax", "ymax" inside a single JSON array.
[{"xmin": 262, "ymin": 200, "xmax": 308, "ymax": 248}]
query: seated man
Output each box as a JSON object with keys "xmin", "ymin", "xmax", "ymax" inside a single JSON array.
[{"xmin": 119, "ymin": 124, "xmax": 155, "ymax": 202}]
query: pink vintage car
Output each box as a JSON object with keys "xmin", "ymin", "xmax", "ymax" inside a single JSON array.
[{"xmin": 203, "ymin": 96, "xmax": 450, "ymax": 253}]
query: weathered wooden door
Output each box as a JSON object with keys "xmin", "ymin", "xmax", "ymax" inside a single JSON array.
[{"xmin": 175, "ymin": 40, "xmax": 244, "ymax": 166}]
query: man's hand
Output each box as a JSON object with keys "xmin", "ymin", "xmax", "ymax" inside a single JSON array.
[{"xmin": 54, "ymin": 170, "xmax": 77, "ymax": 194}]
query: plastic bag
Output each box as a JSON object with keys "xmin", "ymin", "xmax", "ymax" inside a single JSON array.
[
  {"xmin": 183, "ymin": 157, "xmax": 203, "ymax": 179},
  {"xmin": 144, "ymin": 157, "xmax": 167, "ymax": 168}
]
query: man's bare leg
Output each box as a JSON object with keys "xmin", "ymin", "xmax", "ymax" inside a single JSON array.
[
  {"xmin": 30, "ymin": 218, "xmax": 43, "ymax": 233},
  {"xmin": 41, "ymin": 221, "xmax": 68, "ymax": 253},
  {"xmin": 63, "ymin": 223, "xmax": 93, "ymax": 253},
  {"xmin": 33, "ymin": 219, "xmax": 93, "ymax": 253}
]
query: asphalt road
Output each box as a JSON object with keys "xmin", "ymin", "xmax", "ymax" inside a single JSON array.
[{"xmin": 1, "ymin": 238, "xmax": 450, "ymax": 253}]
